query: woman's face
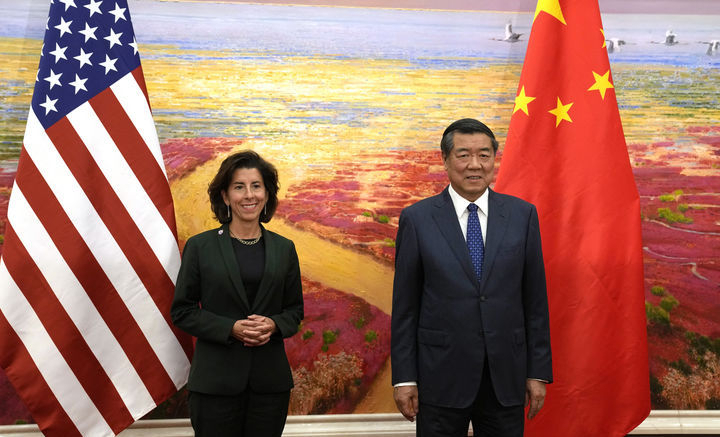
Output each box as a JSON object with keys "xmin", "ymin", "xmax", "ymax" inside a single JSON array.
[{"xmin": 222, "ymin": 167, "xmax": 267, "ymax": 225}]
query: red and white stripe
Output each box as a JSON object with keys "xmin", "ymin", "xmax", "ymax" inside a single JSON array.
[{"xmin": 0, "ymin": 68, "xmax": 192, "ymax": 437}]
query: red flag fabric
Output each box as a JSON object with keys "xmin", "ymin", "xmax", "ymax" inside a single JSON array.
[
  {"xmin": 494, "ymin": 0, "xmax": 650, "ymax": 435},
  {"xmin": 0, "ymin": 0, "xmax": 192, "ymax": 435}
]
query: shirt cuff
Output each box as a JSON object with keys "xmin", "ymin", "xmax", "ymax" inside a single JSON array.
[
  {"xmin": 394, "ymin": 381, "xmax": 417, "ymax": 387},
  {"xmin": 528, "ymin": 378, "xmax": 548, "ymax": 383}
]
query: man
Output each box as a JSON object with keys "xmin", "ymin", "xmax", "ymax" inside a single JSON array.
[{"xmin": 391, "ymin": 118, "xmax": 552, "ymax": 437}]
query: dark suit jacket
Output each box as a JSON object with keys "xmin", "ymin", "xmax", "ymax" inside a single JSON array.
[
  {"xmin": 171, "ymin": 224, "xmax": 303, "ymax": 395},
  {"xmin": 391, "ymin": 187, "xmax": 552, "ymax": 409}
]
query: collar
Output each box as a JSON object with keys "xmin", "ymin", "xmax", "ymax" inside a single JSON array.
[{"xmin": 448, "ymin": 184, "xmax": 489, "ymax": 218}]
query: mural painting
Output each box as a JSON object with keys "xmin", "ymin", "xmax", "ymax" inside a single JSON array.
[{"xmin": 0, "ymin": 0, "xmax": 718, "ymax": 424}]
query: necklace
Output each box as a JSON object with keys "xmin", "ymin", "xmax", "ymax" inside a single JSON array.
[{"xmin": 229, "ymin": 230, "xmax": 262, "ymax": 246}]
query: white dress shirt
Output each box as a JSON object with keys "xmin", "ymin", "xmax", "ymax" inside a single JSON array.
[{"xmin": 447, "ymin": 184, "xmax": 489, "ymax": 244}]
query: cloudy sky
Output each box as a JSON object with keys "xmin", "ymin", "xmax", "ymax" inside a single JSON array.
[{"xmin": 182, "ymin": 0, "xmax": 720, "ymax": 14}]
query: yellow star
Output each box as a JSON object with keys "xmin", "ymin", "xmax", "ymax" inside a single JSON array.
[
  {"xmin": 513, "ymin": 86, "xmax": 536, "ymax": 116},
  {"xmin": 600, "ymin": 28, "xmax": 606, "ymax": 48},
  {"xmin": 548, "ymin": 97, "xmax": 573, "ymax": 127},
  {"xmin": 534, "ymin": 0, "xmax": 567, "ymax": 25},
  {"xmin": 588, "ymin": 70, "xmax": 614, "ymax": 99}
]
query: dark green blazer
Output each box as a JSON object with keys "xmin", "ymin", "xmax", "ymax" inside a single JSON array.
[{"xmin": 170, "ymin": 223, "xmax": 303, "ymax": 395}]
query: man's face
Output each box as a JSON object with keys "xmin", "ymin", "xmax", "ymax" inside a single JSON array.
[{"xmin": 443, "ymin": 132, "xmax": 496, "ymax": 202}]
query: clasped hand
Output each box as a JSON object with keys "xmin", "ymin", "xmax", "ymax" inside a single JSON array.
[{"xmin": 232, "ymin": 314, "xmax": 276, "ymax": 347}]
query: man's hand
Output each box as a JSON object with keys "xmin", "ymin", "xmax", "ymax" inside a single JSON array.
[
  {"xmin": 525, "ymin": 379, "xmax": 546, "ymax": 419},
  {"xmin": 231, "ymin": 315, "xmax": 276, "ymax": 347},
  {"xmin": 393, "ymin": 385, "xmax": 419, "ymax": 422}
]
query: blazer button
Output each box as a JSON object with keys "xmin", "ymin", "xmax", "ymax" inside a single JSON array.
[{"xmin": 480, "ymin": 295, "xmax": 487, "ymax": 302}]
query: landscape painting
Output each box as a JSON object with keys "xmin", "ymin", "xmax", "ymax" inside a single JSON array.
[{"xmin": 0, "ymin": 0, "xmax": 718, "ymax": 424}]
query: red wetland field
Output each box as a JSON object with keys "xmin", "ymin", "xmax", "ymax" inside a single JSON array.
[{"xmin": 0, "ymin": 126, "xmax": 717, "ymax": 420}]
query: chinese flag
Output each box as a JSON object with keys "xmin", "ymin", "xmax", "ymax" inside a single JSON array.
[{"xmin": 494, "ymin": 0, "xmax": 650, "ymax": 436}]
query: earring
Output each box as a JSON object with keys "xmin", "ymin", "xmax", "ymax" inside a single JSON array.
[
  {"xmin": 226, "ymin": 204, "xmax": 231, "ymax": 220},
  {"xmin": 264, "ymin": 203, "xmax": 267, "ymax": 216}
]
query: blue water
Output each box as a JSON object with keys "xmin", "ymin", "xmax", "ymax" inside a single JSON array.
[{"xmin": 2, "ymin": 0, "xmax": 718, "ymax": 68}]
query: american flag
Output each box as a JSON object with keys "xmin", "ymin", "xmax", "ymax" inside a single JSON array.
[{"xmin": 0, "ymin": 0, "xmax": 192, "ymax": 435}]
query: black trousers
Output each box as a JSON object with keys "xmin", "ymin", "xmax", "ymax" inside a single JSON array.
[
  {"xmin": 189, "ymin": 389, "xmax": 290, "ymax": 437},
  {"xmin": 416, "ymin": 361, "xmax": 524, "ymax": 437}
]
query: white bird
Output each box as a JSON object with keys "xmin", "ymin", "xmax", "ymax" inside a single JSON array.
[
  {"xmin": 503, "ymin": 23, "xmax": 522, "ymax": 42},
  {"xmin": 664, "ymin": 29, "xmax": 678, "ymax": 45},
  {"xmin": 606, "ymin": 38, "xmax": 626, "ymax": 53},
  {"xmin": 700, "ymin": 40, "xmax": 719, "ymax": 55}
]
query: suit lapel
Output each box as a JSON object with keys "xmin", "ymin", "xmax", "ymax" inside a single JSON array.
[
  {"xmin": 432, "ymin": 188, "xmax": 478, "ymax": 287},
  {"xmin": 217, "ymin": 223, "xmax": 251, "ymax": 310},
  {"xmin": 252, "ymin": 226, "xmax": 276, "ymax": 312},
  {"xmin": 481, "ymin": 189, "xmax": 509, "ymax": 285}
]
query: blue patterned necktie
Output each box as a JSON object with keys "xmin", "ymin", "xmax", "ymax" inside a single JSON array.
[{"xmin": 467, "ymin": 203, "xmax": 484, "ymax": 280}]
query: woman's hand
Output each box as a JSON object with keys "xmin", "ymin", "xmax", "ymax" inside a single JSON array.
[{"xmin": 232, "ymin": 315, "xmax": 276, "ymax": 347}]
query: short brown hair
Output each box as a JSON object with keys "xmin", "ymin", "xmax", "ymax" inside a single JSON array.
[{"xmin": 207, "ymin": 150, "xmax": 279, "ymax": 224}]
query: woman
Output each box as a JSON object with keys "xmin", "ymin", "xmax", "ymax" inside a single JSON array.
[{"xmin": 171, "ymin": 150, "xmax": 303, "ymax": 437}]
